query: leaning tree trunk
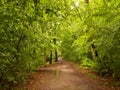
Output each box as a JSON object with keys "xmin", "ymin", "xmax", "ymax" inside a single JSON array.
[{"xmin": 90, "ymin": 44, "xmax": 96, "ymax": 60}]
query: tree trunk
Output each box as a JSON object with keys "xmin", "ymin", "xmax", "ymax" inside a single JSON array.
[
  {"xmin": 53, "ymin": 38, "xmax": 58, "ymax": 62},
  {"xmin": 89, "ymin": 44, "xmax": 99, "ymax": 60},
  {"xmin": 49, "ymin": 50, "xmax": 52, "ymax": 64},
  {"xmin": 55, "ymin": 49, "xmax": 58, "ymax": 62},
  {"xmin": 44, "ymin": 47, "xmax": 47, "ymax": 63},
  {"xmin": 90, "ymin": 44, "xmax": 96, "ymax": 60}
]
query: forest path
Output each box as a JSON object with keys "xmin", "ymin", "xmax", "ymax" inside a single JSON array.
[{"xmin": 24, "ymin": 61, "xmax": 106, "ymax": 90}]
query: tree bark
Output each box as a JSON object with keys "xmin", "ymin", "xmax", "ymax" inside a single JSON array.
[
  {"xmin": 55, "ymin": 49, "xmax": 58, "ymax": 62},
  {"xmin": 89, "ymin": 44, "xmax": 99, "ymax": 60},
  {"xmin": 90, "ymin": 44, "xmax": 96, "ymax": 60},
  {"xmin": 53, "ymin": 38, "xmax": 58, "ymax": 62},
  {"xmin": 49, "ymin": 50, "xmax": 52, "ymax": 64},
  {"xmin": 44, "ymin": 47, "xmax": 47, "ymax": 63}
]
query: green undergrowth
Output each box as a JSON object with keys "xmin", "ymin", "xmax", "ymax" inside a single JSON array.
[{"xmin": 74, "ymin": 59, "xmax": 120, "ymax": 88}]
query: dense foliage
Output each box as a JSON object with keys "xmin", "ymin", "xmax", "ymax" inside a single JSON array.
[
  {"xmin": 0, "ymin": 0, "xmax": 120, "ymax": 89},
  {"xmin": 63, "ymin": 0, "xmax": 120, "ymax": 79}
]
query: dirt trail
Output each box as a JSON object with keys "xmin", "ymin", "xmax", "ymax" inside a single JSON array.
[{"xmin": 23, "ymin": 61, "xmax": 105, "ymax": 90}]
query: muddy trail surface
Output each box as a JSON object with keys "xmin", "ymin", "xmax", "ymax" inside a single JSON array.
[{"xmin": 19, "ymin": 61, "xmax": 119, "ymax": 90}]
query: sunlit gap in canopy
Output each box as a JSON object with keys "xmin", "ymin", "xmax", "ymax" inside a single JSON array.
[{"xmin": 70, "ymin": 0, "xmax": 82, "ymax": 10}]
